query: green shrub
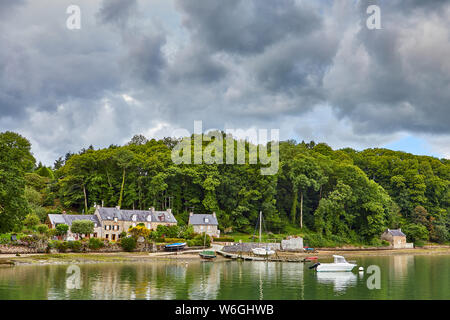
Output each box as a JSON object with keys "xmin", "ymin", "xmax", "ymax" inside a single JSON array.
[
  {"xmin": 36, "ymin": 224, "xmax": 49, "ymax": 234},
  {"xmin": 88, "ymin": 237, "xmax": 104, "ymax": 250},
  {"xmin": 164, "ymin": 238, "xmax": 185, "ymax": 244},
  {"xmin": 68, "ymin": 240, "xmax": 82, "ymax": 252},
  {"xmin": 403, "ymin": 223, "xmax": 429, "ymax": 243},
  {"xmin": 55, "ymin": 241, "xmax": 69, "ymax": 252},
  {"xmin": 23, "ymin": 213, "xmax": 40, "ymax": 229},
  {"xmin": 119, "ymin": 231, "xmax": 127, "ymax": 239},
  {"xmin": 213, "ymin": 237, "xmax": 235, "ymax": 242},
  {"xmin": 55, "ymin": 224, "xmax": 69, "ymax": 236},
  {"xmin": 381, "ymin": 240, "xmax": 391, "ymax": 247},
  {"xmin": 415, "ymin": 240, "xmax": 426, "ymax": 247},
  {"xmin": 120, "ymin": 237, "xmax": 137, "ymax": 252},
  {"xmin": 187, "ymin": 234, "xmax": 211, "ymax": 247}
]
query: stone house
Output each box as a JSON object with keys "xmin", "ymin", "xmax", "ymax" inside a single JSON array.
[
  {"xmin": 94, "ymin": 206, "xmax": 177, "ymax": 241},
  {"xmin": 188, "ymin": 212, "xmax": 220, "ymax": 238},
  {"xmin": 47, "ymin": 206, "xmax": 177, "ymax": 241},
  {"xmin": 47, "ymin": 214, "xmax": 102, "ymax": 240},
  {"xmin": 381, "ymin": 228, "xmax": 413, "ymax": 248}
]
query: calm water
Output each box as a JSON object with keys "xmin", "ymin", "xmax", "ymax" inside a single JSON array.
[{"xmin": 0, "ymin": 255, "xmax": 448, "ymax": 300}]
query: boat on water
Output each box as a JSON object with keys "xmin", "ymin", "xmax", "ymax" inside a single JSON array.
[
  {"xmin": 302, "ymin": 256, "xmax": 318, "ymax": 262},
  {"xmin": 252, "ymin": 247, "xmax": 275, "ymax": 256},
  {"xmin": 252, "ymin": 211, "xmax": 276, "ymax": 256},
  {"xmin": 310, "ymin": 255, "xmax": 356, "ymax": 272},
  {"xmin": 164, "ymin": 242, "xmax": 187, "ymax": 251},
  {"xmin": 199, "ymin": 250, "xmax": 217, "ymax": 259}
]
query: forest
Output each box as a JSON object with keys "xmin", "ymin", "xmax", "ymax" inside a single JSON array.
[{"xmin": 0, "ymin": 131, "xmax": 449, "ymax": 246}]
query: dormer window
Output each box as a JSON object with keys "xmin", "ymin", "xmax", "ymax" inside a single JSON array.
[
  {"xmin": 146, "ymin": 215, "xmax": 152, "ymax": 222},
  {"xmin": 132, "ymin": 215, "xmax": 137, "ymax": 222},
  {"xmin": 205, "ymin": 218, "xmax": 209, "ymax": 223},
  {"xmin": 114, "ymin": 217, "xmax": 118, "ymax": 222}
]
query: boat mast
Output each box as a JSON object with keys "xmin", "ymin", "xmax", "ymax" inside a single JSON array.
[{"xmin": 259, "ymin": 211, "xmax": 262, "ymax": 244}]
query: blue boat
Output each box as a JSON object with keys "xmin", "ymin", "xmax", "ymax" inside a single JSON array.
[{"xmin": 164, "ymin": 242, "xmax": 187, "ymax": 251}]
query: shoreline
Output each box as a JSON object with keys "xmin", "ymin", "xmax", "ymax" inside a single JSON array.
[{"xmin": 1, "ymin": 247, "xmax": 449, "ymax": 266}]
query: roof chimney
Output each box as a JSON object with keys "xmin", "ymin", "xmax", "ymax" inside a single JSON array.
[
  {"xmin": 212, "ymin": 212, "xmax": 216, "ymax": 217},
  {"xmin": 167, "ymin": 208, "xmax": 172, "ymax": 214},
  {"xmin": 101, "ymin": 200, "xmax": 104, "ymax": 207},
  {"xmin": 189, "ymin": 212, "xmax": 193, "ymax": 216},
  {"xmin": 116, "ymin": 206, "xmax": 120, "ymax": 210},
  {"xmin": 149, "ymin": 207, "xmax": 155, "ymax": 212}
]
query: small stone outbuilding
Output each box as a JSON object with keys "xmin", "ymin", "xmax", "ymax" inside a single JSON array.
[
  {"xmin": 188, "ymin": 212, "xmax": 220, "ymax": 238},
  {"xmin": 381, "ymin": 228, "xmax": 413, "ymax": 248}
]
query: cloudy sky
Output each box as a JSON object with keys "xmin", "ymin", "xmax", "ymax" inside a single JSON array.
[{"xmin": 1, "ymin": 0, "xmax": 449, "ymax": 165}]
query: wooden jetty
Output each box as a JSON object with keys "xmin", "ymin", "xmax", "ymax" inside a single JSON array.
[{"xmin": 217, "ymin": 250, "xmax": 304, "ymax": 262}]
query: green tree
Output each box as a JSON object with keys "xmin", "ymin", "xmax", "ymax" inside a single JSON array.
[
  {"xmin": 70, "ymin": 220, "xmax": 94, "ymax": 237},
  {"xmin": 0, "ymin": 132, "xmax": 35, "ymax": 232},
  {"xmin": 55, "ymin": 224, "xmax": 69, "ymax": 236},
  {"xmin": 23, "ymin": 213, "xmax": 40, "ymax": 229}
]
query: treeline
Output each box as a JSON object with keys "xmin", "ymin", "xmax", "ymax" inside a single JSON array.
[{"xmin": 0, "ymin": 131, "xmax": 448, "ymax": 245}]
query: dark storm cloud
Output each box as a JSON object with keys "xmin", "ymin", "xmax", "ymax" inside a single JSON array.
[
  {"xmin": 324, "ymin": 0, "xmax": 450, "ymax": 135},
  {"xmin": 123, "ymin": 32, "xmax": 167, "ymax": 84},
  {"xmin": 0, "ymin": 0, "xmax": 449, "ymax": 163},
  {"xmin": 97, "ymin": 0, "xmax": 137, "ymax": 26},
  {"xmin": 176, "ymin": 0, "xmax": 321, "ymax": 55}
]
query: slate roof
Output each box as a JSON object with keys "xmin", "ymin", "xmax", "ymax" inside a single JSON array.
[
  {"xmin": 48, "ymin": 214, "xmax": 101, "ymax": 227},
  {"xmin": 189, "ymin": 214, "xmax": 218, "ymax": 226},
  {"xmin": 96, "ymin": 207, "xmax": 177, "ymax": 223},
  {"xmin": 385, "ymin": 229, "xmax": 406, "ymax": 237}
]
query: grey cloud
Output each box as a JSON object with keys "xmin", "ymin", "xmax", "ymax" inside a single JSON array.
[
  {"xmin": 0, "ymin": 0, "xmax": 449, "ymax": 164},
  {"xmin": 176, "ymin": 0, "xmax": 321, "ymax": 55},
  {"xmin": 123, "ymin": 32, "xmax": 167, "ymax": 84},
  {"xmin": 97, "ymin": 0, "xmax": 137, "ymax": 27}
]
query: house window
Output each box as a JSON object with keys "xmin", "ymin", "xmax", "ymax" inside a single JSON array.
[
  {"xmin": 106, "ymin": 234, "xmax": 109, "ymax": 239},
  {"xmin": 112, "ymin": 234, "xmax": 116, "ymax": 241}
]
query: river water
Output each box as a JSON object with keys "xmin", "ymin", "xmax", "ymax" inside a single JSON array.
[{"xmin": 0, "ymin": 254, "xmax": 448, "ymax": 300}]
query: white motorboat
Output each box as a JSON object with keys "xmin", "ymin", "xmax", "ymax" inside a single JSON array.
[
  {"xmin": 252, "ymin": 247, "xmax": 275, "ymax": 256},
  {"xmin": 312, "ymin": 255, "xmax": 356, "ymax": 272}
]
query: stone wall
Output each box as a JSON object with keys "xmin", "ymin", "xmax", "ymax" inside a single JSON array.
[
  {"xmin": 281, "ymin": 237, "xmax": 303, "ymax": 251},
  {"xmin": 222, "ymin": 242, "xmax": 281, "ymax": 253},
  {"xmin": 0, "ymin": 245, "xmax": 40, "ymax": 254}
]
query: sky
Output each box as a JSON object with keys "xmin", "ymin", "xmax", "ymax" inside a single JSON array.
[{"xmin": 0, "ymin": 0, "xmax": 449, "ymax": 165}]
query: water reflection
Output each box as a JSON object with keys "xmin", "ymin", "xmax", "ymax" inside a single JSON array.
[
  {"xmin": 0, "ymin": 255, "xmax": 448, "ymax": 300},
  {"xmin": 316, "ymin": 272, "xmax": 357, "ymax": 292},
  {"xmin": 391, "ymin": 255, "xmax": 414, "ymax": 278}
]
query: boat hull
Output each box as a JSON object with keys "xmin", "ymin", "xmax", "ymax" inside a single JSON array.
[
  {"xmin": 164, "ymin": 242, "xmax": 187, "ymax": 251},
  {"xmin": 316, "ymin": 263, "xmax": 356, "ymax": 272},
  {"xmin": 252, "ymin": 248, "xmax": 275, "ymax": 256},
  {"xmin": 199, "ymin": 251, "xmax": 216, "ymax": 259}
]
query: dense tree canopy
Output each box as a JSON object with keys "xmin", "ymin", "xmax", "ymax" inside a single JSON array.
[{"xmin": 0, "ymin": 131, "xmax": 448, "ymax": 244}]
